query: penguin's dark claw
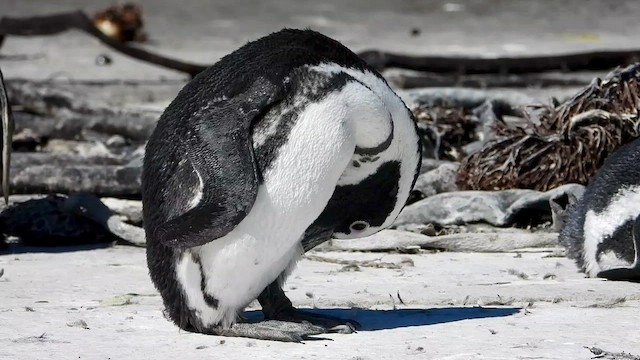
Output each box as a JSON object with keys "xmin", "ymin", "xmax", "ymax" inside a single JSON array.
[
  {"xmin": 217, "ymin": 320, "xmax": 327, "ymax": 342},
  {"xmin": 597, "ymin": 267, "xmax": 640, "ymax": 282}
]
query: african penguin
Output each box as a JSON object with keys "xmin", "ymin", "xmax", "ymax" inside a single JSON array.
[
  {"xmin": 141, "ymin": 28, "xmax": 422, "ymax": 342},
  {"xmin": 558, "ymin": 137, "xmax": 640, "ymax": 282}
]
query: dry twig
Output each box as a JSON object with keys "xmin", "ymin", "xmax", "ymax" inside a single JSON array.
[{"xmin": 0, "ymin": 11, "xmax": 207, "ymax": 77}]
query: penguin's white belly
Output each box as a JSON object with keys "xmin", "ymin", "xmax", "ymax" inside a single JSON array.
[
  {"xmin": 196, "ymin": 185, "xmax": 315, "ymax": 311},
  {"xmin": 174, "ymin": 87, "xmax": 361, "ymax": 328}
]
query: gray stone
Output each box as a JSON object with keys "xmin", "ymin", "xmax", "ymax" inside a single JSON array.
[
  {"xmin": 321, "ymin": 229, "xmax": 559, "ymax": 253},
  {"xmin": 100, "ymin": 198, "xmax": 143, "ymax": 226},
  {"xmin": 419, "ymin": 158, "xmax": 455, "ymax": 175},
  {"xmin": 413, "ymin": 162, "xmax": 459, "ymax": 198},
  {"xmin": 395, "ymin": 183, "xmax": 586, "ymax": 228}
]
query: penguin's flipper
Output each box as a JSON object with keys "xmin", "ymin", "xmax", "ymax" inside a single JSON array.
[
  {"xmin": 596, "ymin": 215, "xmax": 640, "ymax": 282},
  {"xmin": 0, "ymin": 67, "xmax": 14, "ymax": 205},
  {"xmin": 156, "ymin": 78, "xmax": 283, "ymax": 248}
]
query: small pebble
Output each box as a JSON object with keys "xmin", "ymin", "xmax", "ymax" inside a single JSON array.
[
  {"xmin": 106, "ymin": 135, "xmax": 127, "ymax": 147},
  {"xmin": 543, "ymin": 273, "xmax": 557, "ymax": 280},
  {"xmin": 398, "ymin": 245, "xmax": 421, "ymax": 254},
  {"xmin": 95, "ymin": 54, "xmax": 113, "ymax": 66},
  {"xmin": 400, "ymin": 257, "xmax": 415, "ymax": 267},
  {"xmin": 66, "ymin": 319, "xmax": 90, "ymax": 329},
  {"xmin": 339, "ymin": 264, "xmax": 361, "ymax": 272}
]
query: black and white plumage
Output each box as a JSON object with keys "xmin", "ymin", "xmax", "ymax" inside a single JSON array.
[
  {"xmin": 559, "ymin": 137, "xmax": 640, "ymax": 282},
  {"xmin": 141, "ymin": 29, "xmax": 422, "ymax": 341}
]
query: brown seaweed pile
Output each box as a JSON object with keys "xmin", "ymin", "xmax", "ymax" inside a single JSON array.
[
  {"xmin": 413, "ymin": 105, "xmax": 479, "ymax": 161},
  {"xmin": 457, "ymin": 63, "xmax": 640, "ymax": 191}
]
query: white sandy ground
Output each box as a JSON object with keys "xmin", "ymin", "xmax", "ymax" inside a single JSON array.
[{"xmin": 1, "ymin": 245, "xmax": 639, "ymax": 360}]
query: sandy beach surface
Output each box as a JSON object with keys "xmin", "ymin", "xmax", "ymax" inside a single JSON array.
[{"xmin": 2, "ymin": 245, "xmax": 639, "ymax": 360}]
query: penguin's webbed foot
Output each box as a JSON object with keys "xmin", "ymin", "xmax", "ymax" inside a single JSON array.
[
  {"xmin": 217, "ymin": 320, "xmax": 327, "ymax": 342},
  {"xmin": 267, "ymin": 308, "xmax": 359, "ymax": 334},
  {"xmin": 597, "ymin": 267, "xmax": 640, "ymax": 282},
  {"xmin": 258, "ymin": 280, "xmax": 359, "ymax": 334}
]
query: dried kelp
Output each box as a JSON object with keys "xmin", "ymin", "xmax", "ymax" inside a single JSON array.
[
  {"xmin": 413, "ymin": 104, "xmax": 479, "ymax": 161},
  {"xmin": 457, "ymin": 63, "xmax": 640, "ymax": 191}
]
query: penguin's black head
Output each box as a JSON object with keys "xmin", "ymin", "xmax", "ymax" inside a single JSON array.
[{"xmin": 323, "ymin": 161, "xmax": 402, "ymax": 239}]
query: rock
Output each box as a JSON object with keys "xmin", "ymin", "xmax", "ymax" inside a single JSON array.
[
  {"xmin": 100, "ymin": 198, "xmax": 143, "ymax": 225},
  {"xmin": 419, "ymin": 232, "xmax": 560, "ymax": 252},
  {"xmin": 395, "ymin": 183, "xmax": 586, "ymax": 228},
  {"xmin": 124, "ymin": 145, "xmax": 145, "ymax": 168},
  {"xmin": 419, "ymin": 158, "xmax": 455, "ymax": 175},
  {"xmin": 398, "ymin": 87, "xmax": 540, "ymax": 111},
  {"xmin": 10, "ymin": 153, "xmax": 124, "ymax": 174},
  {"xmin": 413, "ymin": 162, "xmax": 459, "ymax": 199},
  {"xmin": 106, "ymin": 135, "xmax": 128, "ymax": 148},
  {"xmin": 321, "ymin": 229, "xmax": 559, "ymax": 253},
  {"xmin": 319, "ymin": 229, "xmax": 435, "ymax": 252},
  {"xmin": 41, "ymin": 139, "xmax": 119, "ymax": 159},
  {"xmin": 11, "ymin": 165, "xmax": 141, "ymax": 197}
]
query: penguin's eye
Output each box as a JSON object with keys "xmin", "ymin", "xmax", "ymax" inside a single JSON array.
[{"xmin": 349, "ymin": 221, "xmax": 369, "ymax": 232}]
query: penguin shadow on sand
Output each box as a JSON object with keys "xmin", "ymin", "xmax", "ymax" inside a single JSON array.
[
  {"xmin": 242, "ymin": 306, "xmax": 521, "ymax": 332},
  {"xmin": 557, "ymin": 137, "xmax": 640, "ymax": 283}
]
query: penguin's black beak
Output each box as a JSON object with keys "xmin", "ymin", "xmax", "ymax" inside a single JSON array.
[{"xmin": 0, "ymin": 67, "xmax": 13, "ymax": 205}]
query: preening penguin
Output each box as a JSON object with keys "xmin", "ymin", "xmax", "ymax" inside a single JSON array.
[
  {"xmin": 558, "ymin": 137, "xmax": 640, "ymax": 282},
  {"xmin": 142, "ymin": 29, "xmax": 421, "ymax": 341}
]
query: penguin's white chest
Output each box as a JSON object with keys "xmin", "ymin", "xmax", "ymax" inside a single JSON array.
[{"xmin": 583, "ymin": 185, "xmax": 640, "ymax": 276}]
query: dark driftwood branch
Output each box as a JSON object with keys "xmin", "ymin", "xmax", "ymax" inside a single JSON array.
[
  {"xmin": 7, "ymin": 80, "xmax": 160, "ymax": 142},
  {"xmin": 0, "ymin": 11, "xmax": 208, "ymax": 77},
  {"xmin": 387, "ymin": 71, "xmax": 592, "ymax": 89},
  {"xmin": 3, "ymin": 11, "xmax": 640, "ymax": 79},
  {"xmin": 358, "ymin": 49, "xmax": 640, "ymax": 74},
  {"xmin": 13, "ymin": 110, "xmax": 157, "ymax": 143},
  {"xmin": 11, "ymin": 164, "xmax": 141, "ymax": 197},
  {"xmin": 11, "ymin": 153, "xmax": 126, "ymax": 170}
]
